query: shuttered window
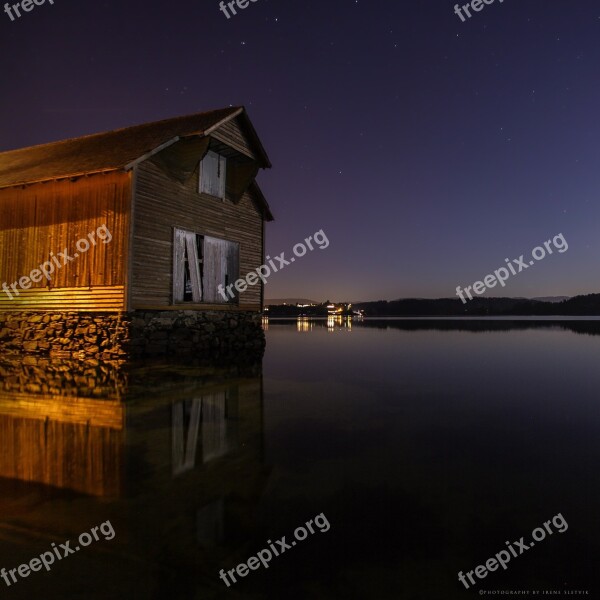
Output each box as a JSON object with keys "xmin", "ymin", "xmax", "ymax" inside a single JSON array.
[
  {"xmin": 199, "ymin": 150, "xmax": 227, "ymax": 199},
  {"xmin": 173, "ymin": 228, "xmax": 239, "ymax": 304}
]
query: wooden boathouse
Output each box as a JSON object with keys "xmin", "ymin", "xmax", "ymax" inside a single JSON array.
[{"xmin": 0, "ymin": 107, "xmax": 274, "ymax": 359}]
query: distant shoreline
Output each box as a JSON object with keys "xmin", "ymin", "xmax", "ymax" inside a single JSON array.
[
  {"xmin": 266, "ymin": 294, "xmax": 600, "ymax": 318},
  {"xmin": 266, "ymin": 315, "xmax": 600, "ymax": 321}
]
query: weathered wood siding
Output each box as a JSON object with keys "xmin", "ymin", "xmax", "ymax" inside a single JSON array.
[
  {"xmin": 131, "ymin": 132, "xmax": 265, "ymax": 311},
  {"xmin": 211, "ymin": 118, "xmax": 257, "ymax": 159},
  {"xmin": 0, "ymin": 172, "xmax": 130, "ymax": 312},
  {"xmin": 0, "ymin": 286, "xmax": 125, "ymax": 311}
]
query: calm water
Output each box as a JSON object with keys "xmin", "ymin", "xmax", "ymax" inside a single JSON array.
[{"xmin": 0, "ymin": 319, "xmax": 599, "ymax": 599}]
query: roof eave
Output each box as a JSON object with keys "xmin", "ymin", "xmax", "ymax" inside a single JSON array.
[
  {"xmin": 124, "ymin": 136, "xmax": 181, "ymax": 171},
  {"xmin": 250, "ymin": 181, "xmax": 274, "ymax": 222},
  {"xmin": 0, "ymin": 167, "xmax": 123, "ymax": 191},
  {"xmin": 205, "ymin": 107, "xmax": 272, "ymax": 169}
]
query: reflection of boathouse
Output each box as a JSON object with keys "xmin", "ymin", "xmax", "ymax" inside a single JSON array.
[{"xmin": 0, "ymin": 355, "xmax": 268, "ymax": 598}]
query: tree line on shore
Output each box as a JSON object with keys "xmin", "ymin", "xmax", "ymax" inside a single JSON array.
[
  {"xmin": 266, "ymin": 294, "xmax": 600, "ymax": 317},
  {"xmin": 353, "ymin": 294, "xmax": 600, "ymax": 316}
]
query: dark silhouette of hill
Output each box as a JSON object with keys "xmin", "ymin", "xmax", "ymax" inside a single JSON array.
[{"xmin": 353, "ymin": 294, "xmax": 600, "ymax": 317}]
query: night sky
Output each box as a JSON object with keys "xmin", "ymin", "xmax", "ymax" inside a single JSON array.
[{"xmin": 1, "ymin": 0, "xmax": 599, "ymax": 301}]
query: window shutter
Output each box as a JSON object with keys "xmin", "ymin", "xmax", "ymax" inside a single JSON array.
[
  {"xmin": 175, "ymin": 231, "xmax": 240, "ymax": 304},
  {"xmin": 185, "ymin": 232, "xmax": 202, "ymax": 303},
  {"xmin": 200, "ymin": 151, "xmax": 227, "ymax": 198},
  {"xmin": 204, "ymin": 237, "xmax": 227, "ymax": 303},
  {"xmin": 200, "ymin": 151, "xmax": 217, "ymax": 196},
  {"xmin": 202, "ymin": 237, "xmax": 217, "ymax": 303},
  {"xmin": 202, "ymin": 236, "xmax": 239, "ymax": 303}
]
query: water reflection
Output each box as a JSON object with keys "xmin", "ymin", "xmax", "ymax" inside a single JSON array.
[
  {"xmin": 297, "ymin": 317, "xmax": 313, "ymax": 332},
  {"xmin": 0, "ymin": 355, "xmax": 267, "ymax": 598},
  {"xmin": 268, "ymin": 315, "xmax": 356, "ymax": 333},
  {"xmin": 261, "ymin": 318, "xmax": 600, "ymax": 598},
  {"xmin": 0, "ymin": 405, "xmax": 124, "ymax": 496},
  {"xmin": 2, "ymin": 318, "xmax": 600, "ymax": 598},
  {"xmin": 172, "ymin": 388, "xmax": 239, "ymax": 474},
  {"xmin": 265, "ymin": 315, "xmax": 600, "ymax": 337}
]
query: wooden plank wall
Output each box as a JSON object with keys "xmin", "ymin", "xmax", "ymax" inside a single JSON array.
[
  {"xmin": 131, "ymin": 119, "xmax": 265, "ymax": 311},
  {"xmin": 0, "ymin": 172, "xmax": 130, "ymax": 312},
  {"xmin": 211, "ymin": 119, "xmax": 257, "ymax": 159},
  {"xmin": 0, "ymin": 286, "xmax": 125, "ymax": 311}
]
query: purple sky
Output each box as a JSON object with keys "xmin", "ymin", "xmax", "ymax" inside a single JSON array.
[{"xmin": 1, "ymin": 0, "xmax": 599, "ymax": 301}]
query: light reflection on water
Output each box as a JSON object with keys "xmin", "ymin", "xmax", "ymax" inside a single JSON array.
[
  {"xmin": 0, "ymin": 320, "xmax": 599, "ymax": 598},
  {"xmin": 0, "ymin": 358, "xmax": 266, "ymax": 599}
]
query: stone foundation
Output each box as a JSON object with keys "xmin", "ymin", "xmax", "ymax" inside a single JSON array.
[
  {"xmin": 0, "ymin": 310, "xmax": 265, "ymax": 361},
  {"xmin": 128, "ymin": 310, "xmax": 265, "ymax": 361}
]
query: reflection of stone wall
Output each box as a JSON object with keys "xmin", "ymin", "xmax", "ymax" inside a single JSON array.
[
  {"xmin": 0, "ymin": 355, "xmax": 128, "ymax": 398},
  {"xmin": 0, "ymin": 310, "xmax": 265, "ymax": 360},
  {"xmin": 0, "ymin": 353, "xmax": 262, "ymax": 400}
]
